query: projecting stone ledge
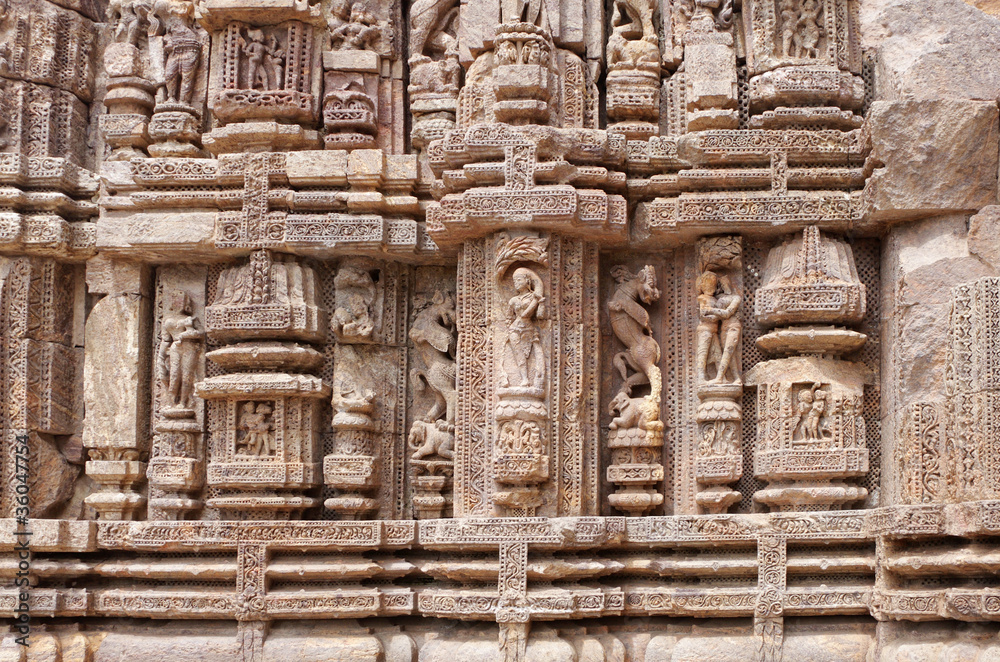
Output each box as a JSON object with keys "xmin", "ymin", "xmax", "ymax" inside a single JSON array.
[{"xmin": 633, "ymin": 190, "xmax": 867, "ymax": 247}]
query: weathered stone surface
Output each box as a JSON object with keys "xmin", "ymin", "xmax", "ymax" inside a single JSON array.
[
  {"xmin": 886, "ymin": 215, "xmax": 996, "ymax": 406},
  {"xmin": 861, "ymin": 0, "xmax": 1000, "ymax": 101},
  {"xmin": 867, "ymin": 100, "xmax": 999, "ymax": 220},
  {"xmin": 29, "ymin": 433, "xmax": 80, "ymax": 518}
]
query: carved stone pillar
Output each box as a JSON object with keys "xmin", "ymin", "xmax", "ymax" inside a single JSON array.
[
  {"xmin": 942, "ymin": 277, "xmax": 1000, "ymax": 502},
  {"xmin": 99, "ymin": 39, "xmax": 155, "ymax": 161},
  {"xmin": 408, "ymin": 288, "xmax": 458, "ymax": 519},
  {"xmin": 408, "ymin": 0, "xmax": 460, "ymax": 153},
  {"xmin": 694, "ymin": 236, "xmax": 743, "ymax": 513},
  {"xmin": 428, "ymin": 17, "xmax": 621, "ymax": 518},
  {"xmin": 325, "ymin": 384, "xmax": 379, "ymax": 519},
  {"xmin": 197, "ymin": 250, "xmax": 328, "ymax": 519},
  {"xmin": 741, "ymin": 0, "xmax": 864, "ymax": 128},
  {"xmin": 83, "ymin": 259, "xmax": 152, "ymax": 520},
  {"xmin": 682, "ymin": 1, "xmax": 739, "ymax": 131},
  {"xmin": 605, "ymin": 0, "xmax": 661, "ymax": 139},
  {"xmin": 746, "ymin": 226, "xmax": 869, "ymax": 511},
  {"xmin": 0, "ymin": 258, "xmax": 82, "ymax": 519},
  {"xmin": 605, "ymin": 264, "xmax": 665, "ymax": 516}
]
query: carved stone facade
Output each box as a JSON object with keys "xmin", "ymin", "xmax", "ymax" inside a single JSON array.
[{"xmin": 4, "ymin": 0, "xmax": 1000, "ymax": 660}]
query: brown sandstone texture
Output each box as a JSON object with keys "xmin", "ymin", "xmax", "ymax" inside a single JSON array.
[{"xmin": 1, "ymin": 0, "xmax": 1000, "ymax": 660}]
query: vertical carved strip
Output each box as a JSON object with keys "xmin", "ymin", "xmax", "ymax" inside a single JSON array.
[
  {"xmin": 550, "ymin": 237, "xmax": 563, "ymax": 513},
  {"xmin": 675, "ymin": 247, "xmax": 700, "ymax": 514},
  {"xmin": 455, "ymin": 239, "xmax": 491, "ymax": 515},
  {"xmin": 901, "ymin": 402, "xmax": 943, "ymax": 504},
  {"xmin": 584, "ymin": 242, "xmax": 601, "ymax": 515},
  {"xmin": 946, "ymin": 278, "xmax": 1000, "ymax": 502},
  {"xmin": 497, "ymin": 540, "xmax": 529, "ymax": 662},
  {"xmin": 755, "ymin": 535, "xmax": 786, "ymax": 662}
]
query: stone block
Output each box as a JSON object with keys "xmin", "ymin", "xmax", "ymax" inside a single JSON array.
[{"xmin": 867, "ymin": 99, "xmax": 999, "ymax": 219}]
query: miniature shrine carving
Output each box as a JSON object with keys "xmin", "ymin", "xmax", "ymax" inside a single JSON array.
[{"xmin": 8, "ymin": 0, "xmax": 1000, "ymax": 659}]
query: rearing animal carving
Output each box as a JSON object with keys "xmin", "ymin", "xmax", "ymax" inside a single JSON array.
[
  {"xmin": 409, "ymin": 290, "xmax": 457, "ymax": 426},
  {"xmin": 609, "ymin": 265, "xmax": 662, "ymax": 402}
]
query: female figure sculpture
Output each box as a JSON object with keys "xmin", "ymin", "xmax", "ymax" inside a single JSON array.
[
  {"xmin": 501, "ymin": 267, "xmax": 545, "ymax": 389},
  {"xmin": 158, "ymin": 290, "xmax": 203, "ymax": 413}
]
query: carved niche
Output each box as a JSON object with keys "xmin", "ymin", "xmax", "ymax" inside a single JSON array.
[
  {"xmin": 147, "ymin": 269, "xmax": 207, "ymax": 520},
  {"xmin": 605, "ymin": 263, "xmax": 665, "ymax": 516},
  {"xmin": 741, "ymin": 0, "xmax": 865, "ymax": 127},
  {"xmin": 200, "ymin": 0, "xmax": 325, "ymax": 153},
  {"xmin": 693, "ymin": 236, "xmax": 743, "ymax": 513},
  {"xmin": 325, "ymin": 257, "xmax": 409, "ymax": 520},
  {"xmin": 146, "ymin": 0, "xmax": 211, "ymax": 157},
  {"xmin": 408, "ymin": 284, "xmax": 457, "ymax": 519}
]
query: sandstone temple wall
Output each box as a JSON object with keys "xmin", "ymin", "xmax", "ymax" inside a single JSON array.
[{"xmin": 2, "ymin": 0, "xmax": 1000, "ymax": 660}]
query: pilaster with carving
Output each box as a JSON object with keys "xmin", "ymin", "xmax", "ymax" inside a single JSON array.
[
  {"xmin": 605, "ymin": 263, "xmax": 664, "ymax": 516},
  {"xmin": 746, "ymin": 226, "xmax": 870, "ymax": 511},
  {"xmin": 741, "ymin": 0, "xmax": 864, "ymax": 128},
  {"xmin": 323, "ymin": 0, "xmax": 401, "ymax": 152},
  {"xmin": 101, "ymin": 0, "xmax": 156, "ymax": 160},
  {"xmin": 606, "ymin": 0, "xmax": 661, "ymax": 139},
  {"xmin": 324, "ymin": 257, "xmax": 409, "ymax": 520},
  {"xmin": 197, "ymin": 250, "xmax": 329, "ymax": 519},
  {"xmin": 147, "ymin": 266, "xmax": 207, "ymax": 519},
  {"xmin": 83, "ymin": 259, "xmax": 152, "ymax": 520},
  {"xmin": 408, "ymin": 287, "xmax": 457, "ymax": 519},
  {"xmin": 146, "ymin": 0, "xmax": 210, "ymax": 157},
  {"xmin": 694, "ymin": 236, "xmax": 743, "ymax": 513}
]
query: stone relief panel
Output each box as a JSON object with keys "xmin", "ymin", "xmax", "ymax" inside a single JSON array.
[{"xmin": 8, "ymin": 0, "xmax": 1000, "ymax": 659}]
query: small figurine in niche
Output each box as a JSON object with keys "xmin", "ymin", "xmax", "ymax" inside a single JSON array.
[
  {"xmin": 264, "ymin": 34, "xmax": 285, "ymax": 89},
  {"xmin": 805, "ymin": 386, "xmax": 827, "ymax": 439},
  {"xmin": 500, "ymin": 267, "xmax": 546, "ymax": 389},
  {"xmin": 778, "ymin": 0, "xmax": 799, "ymax": 57},
  {"xmin": 713, "ymin": 274, "xmax": 742, "ymax": 384},
  {"xmin": 236, "ymin": 402, "xmax": 275, "ymax": 456},
  {"xmin": 333, "ymin": 292, "xmax": 374, "ymax": 338},
  {"xmin": 332, "ymin": 264, "xmax": 377, "ymax": 342},
  {"xmin": 329, "ymin": 2, "xmax": 381, "ymax": 51},
  {"xmin": 253, "ymin": 403, "xmax": 276, "ymax": 455},
  {"xmin": 236, "ymin": 402, "xmax": 260, "ymax": 456},
  {"xmin": 110, "ymin": 0, "xmax": 150, "ymax": 45},
  {"xmin": 790, "ymin": 383, "xmax": 829, "ymax": 441},
  {"xmin": 158, "ymin": 289, "xmax": 203, "ymax": 414},
  {"xmin": 240, "ymin": 29, "xmax": 268, "ymax": 90}
]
